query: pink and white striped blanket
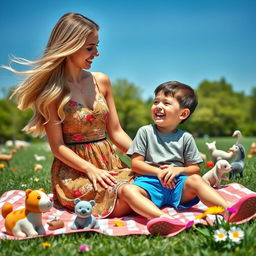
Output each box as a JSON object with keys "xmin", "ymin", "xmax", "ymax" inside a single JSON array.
[{"xmin": 0, "ymin": 183, "xmax": 255, "ymax": 240}]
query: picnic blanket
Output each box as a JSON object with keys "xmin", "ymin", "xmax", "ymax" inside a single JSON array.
[{"xmin": 0, "ymin": 183, "xmax": 255, "ymax": 240}]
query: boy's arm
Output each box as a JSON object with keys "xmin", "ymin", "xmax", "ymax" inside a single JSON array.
[
  {"xmin": 159, "ymin": 164, "xmax": 200, "ymax": 188},
  {"xmin": 131, "ymin": 153, "xmax": 162, "ymax": 176},
  {"xmin": 131, "ymin": 153, "xmax": 176, "ymax": 188}
]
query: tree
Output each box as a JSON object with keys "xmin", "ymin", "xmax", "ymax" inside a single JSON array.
[
  {"xmin": 185, "ymin": 78, "xmax": 250, "ymax": 136},
  {"xmin": 112, "ymin": 79, "xmax": 149, "ymax": 138}
]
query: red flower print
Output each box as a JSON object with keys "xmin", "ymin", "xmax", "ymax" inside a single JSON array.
[
  {"xmin": 102, "ymin": 155, "xmax": 108, "ymax": 164},
  {"xmin": 86, "ymin": 144, "xmax": 92, "ymax": 150},
  {"xmin": 69, "ymin": 100, "xmax": 78, "ymax": 107},
  {"xmin": 104, "ymin": 113, "xmax": 109, "ymax": 121},
  {"xmin": 102, "ymin": 210, "xmax": 110, "ymax": 217},
  {"xmin": 72, "ymin": 189, "xmax": 83, "ymax": 198},
  {"xmin": 86, "ymin": 114, "xmax": 96, "ymax": 122},
  {"xmin": 72, "ymin": 133, "xmax": 85, "ymax": 142}
]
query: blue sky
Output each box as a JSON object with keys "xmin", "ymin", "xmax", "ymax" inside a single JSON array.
[{"xmin": 0, "ymin": 0, "xmax": 256, "ymax": 99}]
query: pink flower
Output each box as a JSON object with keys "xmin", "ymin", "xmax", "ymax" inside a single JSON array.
[
  {"xmin": 78, "ymin": 244, "xmax": 90, "ymax": 252},
  {"xmin": 72, "ymin": 134, "xmax": 85, "ymax": 142},
  {"xmin": 227, "ymin": 207, "xmax": 236, "ymax": 213},
  {"xmin": 86, "ymin": 114, "xmax": 96, "ymax": 122},
  {"xmin": 185, "ymin": 220, "xmax": 194, "ymax": 229}
]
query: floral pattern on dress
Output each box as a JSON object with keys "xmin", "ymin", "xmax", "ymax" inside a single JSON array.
[{"xmin": 51, "ymin": 91, "xmax": 134, "ymax": 217}]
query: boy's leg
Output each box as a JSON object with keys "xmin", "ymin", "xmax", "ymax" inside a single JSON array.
[
  {"xmin": 181, "ymin": 174, "xmax": 229, "ymax": 208},
  {"xmin": 110, "ymin": 183, "xmax": 168, "ymax": 218},
  {"xmin": 181, "ymin": 174, "xmax": 256, "ymax": 223}
]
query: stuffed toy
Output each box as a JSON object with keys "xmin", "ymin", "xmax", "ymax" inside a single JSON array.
[
  {"xmin": 206, "ymin": 141, "xmax": 234, "ymax": 163},
  {"xmin": 229, "ymin": 144, "xmax": 246, "ymax": 179},
  {"xmin": 202, "ymin": 159, "xmax": 232, "ymax": 188},
  {"xmin": 71, "ymin": 198, "xmax": 99, "ymax": 230},
  {"xmin": 1, "ymin": 188, "xmax": 52, "ymax": 237}
]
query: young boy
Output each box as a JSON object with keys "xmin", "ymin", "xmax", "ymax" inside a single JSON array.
[{"xmin": 110, "ymin": 81, "xmax": 256, "ymax": 235}]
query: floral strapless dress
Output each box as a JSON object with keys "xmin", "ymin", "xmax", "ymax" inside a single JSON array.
[{"xmin": 51, "ymin": 93, "xmax": 133, "ymax": 217}]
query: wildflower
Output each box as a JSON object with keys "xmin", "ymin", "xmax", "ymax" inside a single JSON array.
[
  {"xmin": 205, "ymin": 206, "xmax": 224, "ymax": 215},
  {"xmin": 114, "ymin": 220, "xmax": 125, "ymax": 227},
  {"xmin": 34, "ymin": 164, "xmax": 43, "ymax": 171},
  {"xmin": 227, "ymin": 207, "xmax": 236, "ymax": 213},
  {"xmin": 213, "ymin": 228, "xmax": 227, "ymax": 242},
  {"xmin": 206, "ymin": 161, "xmax": 214, "ymax": 168},
  {"xmin": 78, "ymin": 244, "xmax": 90, "ymax": 252},
  {"xmin": 228, "ymin": 227, "xmax": 244, "ymax": 243},
  {"xmin": 247, "ymin": 154, "xmax": 252, "ymax": 158},
  {"xmin": 41, "ymin": 242, "xmax": 51, "ymax": 248},
  {"xmin": 34, "ymin": 178, "xmax": 40, "ymax": 182},
  {"xmin": 185, "ymin": 220, "xmax": 194, "ymax": 229},
  {"xmin": 195, "ymin": 213, "xmax": 207, "ymax": 220},
  {"xmin": 0, "ymin": 163, "xmax": 5, "ymax": 169}
]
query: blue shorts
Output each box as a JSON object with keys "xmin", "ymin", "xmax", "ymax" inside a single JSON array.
[{"xmin": 133, "ymin": 175, "xmax": 199, "ymax": 209}]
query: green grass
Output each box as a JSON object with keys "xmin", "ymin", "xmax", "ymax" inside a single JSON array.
[{"xmin": 0, "ymin": 138, "xmax": 256, "ymax": 256}]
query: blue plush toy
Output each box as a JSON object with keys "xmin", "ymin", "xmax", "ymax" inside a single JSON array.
[{"xmin": 71, "ymin": 198, "xmax": 100, "ymax": 230}]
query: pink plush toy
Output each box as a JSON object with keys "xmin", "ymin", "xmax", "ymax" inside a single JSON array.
[{"xmin": 202, "ymin": 159, "xmax": 232, "ymax": 188}]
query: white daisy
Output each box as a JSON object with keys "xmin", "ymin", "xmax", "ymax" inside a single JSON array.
[
  {"xmin": 228, "ymin": 227, "xmax": 244, "ymax": 243},
  {"xmin": 214, "ymin": 228, "xmax": 227, "ymax": 242}
]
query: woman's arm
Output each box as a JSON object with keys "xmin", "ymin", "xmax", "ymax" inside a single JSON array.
[
  {"xmin": 44, "ymin": 101, "xmax": 117, "ymax": 191},
  {"xmin": 93, "ymin": 72, "xmax": 132, "ymax": 153}
]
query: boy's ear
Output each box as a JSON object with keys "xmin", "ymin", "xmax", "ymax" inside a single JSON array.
[{"xmin": 180, "ymin": 108, "xmax": 190, "ymax": 120}]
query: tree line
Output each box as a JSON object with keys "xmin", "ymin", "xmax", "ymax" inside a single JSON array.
[{"xmin": 0, "ymin": 77, "xmax": 255, "ymax": 142}]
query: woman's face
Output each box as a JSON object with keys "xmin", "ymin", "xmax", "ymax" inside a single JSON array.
[{"xmin": 67, "ymin": 30, "xmax": 99, "ymax": 70}]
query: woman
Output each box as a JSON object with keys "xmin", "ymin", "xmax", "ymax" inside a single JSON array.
[{"xmin": 4, "ymin": 13, "xmax": 133, "ymax": 217}]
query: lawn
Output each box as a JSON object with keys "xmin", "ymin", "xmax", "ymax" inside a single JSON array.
[{"xmin": 0, "ymin": 137, "xmax": 256, "ymax": 256}]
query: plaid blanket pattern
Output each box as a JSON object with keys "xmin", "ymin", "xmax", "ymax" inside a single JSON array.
[{"xmin": 0, "ymin": 183, "xmax": 255, "ymax": 240}]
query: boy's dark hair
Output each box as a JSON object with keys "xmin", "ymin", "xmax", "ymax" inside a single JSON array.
[{"xmin": 154, "ymin": 81, "xmax": 198, "ymax": 123}]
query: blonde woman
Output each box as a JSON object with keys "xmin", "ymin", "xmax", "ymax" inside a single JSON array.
[{"xmin": 3, "ymin": 13, "xmax": 133, "ymax": 217}]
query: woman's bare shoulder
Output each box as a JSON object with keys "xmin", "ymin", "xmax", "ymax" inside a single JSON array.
[{"xmin": 91, "ymin": 72, "xmax": 111, "ymax": 95}]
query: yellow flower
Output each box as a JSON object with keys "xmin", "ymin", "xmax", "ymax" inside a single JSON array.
[
  {"xmin": 195, "ymin": 213, "xmax": 207, "ymax": 220},
  {"xmin": 41, "ymin": 242, "xmax": 51, "ymax": 248},
  {"xmin": 114, "ymin": 220, "xmax": 125, "ymax": 227},
  {"xmin": 205, "ymin": 206, "xmax": 224, "ymax": 215},
  {"xmin": 0, "ymin": 163, "xmax": 5, "ymax": 169},
  {"xmin": 34, "ymin": 178, "xmax": 40, "ymax": 182},
  {"xmin": 247, "ymin": 154, "xmax": 252, "ymax": 158},
  {"xmin": 34, "ymin": 163, "xmax": 43, "ymax": 171}
]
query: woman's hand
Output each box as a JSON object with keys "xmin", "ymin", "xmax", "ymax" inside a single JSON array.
[
  {"xmin": 86, "ymin": 166, "xmax": 118, "ymax": 191},
  {"xmin": 158, "ymin": 165, "xmax": 182, "ymax": 189}
]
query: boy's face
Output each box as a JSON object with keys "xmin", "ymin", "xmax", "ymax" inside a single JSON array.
[{"xmin": 151, "ymin": 90, "xmax": 190, "ymax": 133}]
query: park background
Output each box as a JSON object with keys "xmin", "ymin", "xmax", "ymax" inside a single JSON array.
[
  {"xmin": 1, "ymin": 0, "xmax": 256, "ymax": 142},
  {"xmin": 0, "ymin": 1, "xmax": 256, "ymax": 255}
]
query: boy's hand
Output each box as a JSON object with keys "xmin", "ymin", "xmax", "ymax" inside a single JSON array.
[{"xmin": 158, "ymin": 165, "xmax": 182, "ymax": 189}]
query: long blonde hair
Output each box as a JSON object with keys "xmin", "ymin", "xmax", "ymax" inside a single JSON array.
[{"xmin": 3, "ymin": 13, "xmax": 99, "ymax": 136}]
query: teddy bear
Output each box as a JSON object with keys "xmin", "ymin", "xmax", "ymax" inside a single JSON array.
[
  {"xmin": 71, "ymin": 198, "xmax": 100, "ymax": 230},
  {"xmin": 1, "ymin": 188, "xmax": 52, "ymax": 237}
]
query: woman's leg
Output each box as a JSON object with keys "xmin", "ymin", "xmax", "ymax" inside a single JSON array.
[
  {"xmin": 181, "ymin": 174, "xmax": 229, "ymax": 208},
  {"xmin": 110, "ymin": 183, "xmax": 168, "ymax": 218}
]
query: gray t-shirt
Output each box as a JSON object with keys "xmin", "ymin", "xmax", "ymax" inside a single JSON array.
[{"xmin": 127, "ymin": 124, "xmax": 203, "ymax": 167}]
